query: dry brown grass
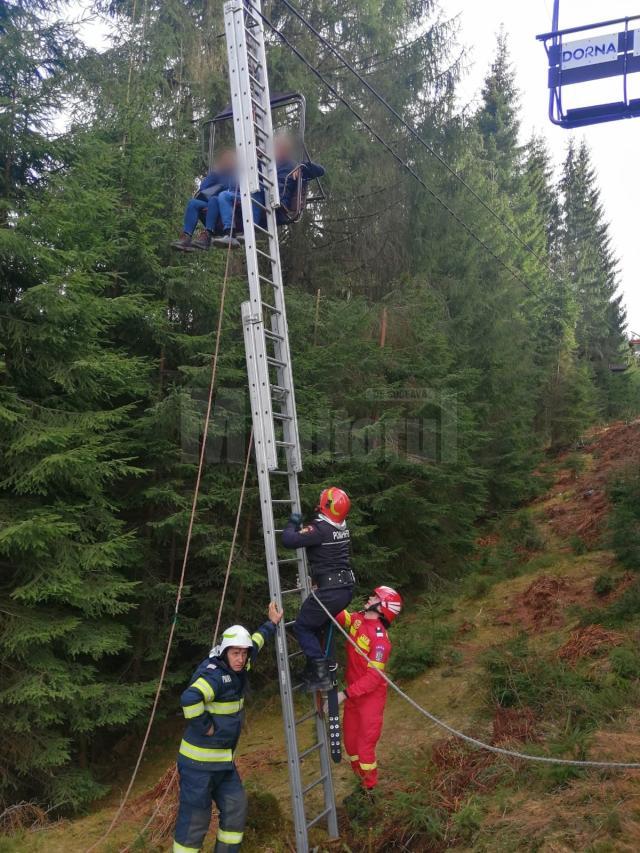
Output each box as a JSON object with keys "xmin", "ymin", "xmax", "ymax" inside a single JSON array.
[{"xmin": 557, "ymin": 625, "xmax": 625, "ymax": 664}]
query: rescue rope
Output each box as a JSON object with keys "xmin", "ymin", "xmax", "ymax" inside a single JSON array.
[
  {"xmin": 119, "ymin": 430, "xmax": 254, "ymax": 853},
  {"xmin": 87, "ymin": 201, "xmax": 239, "ymax": 852},
  {"xmin": 311, "ymin": 591, "xmax": 640, "ymax": 770}
]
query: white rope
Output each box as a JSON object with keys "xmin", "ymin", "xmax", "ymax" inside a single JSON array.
[{"xmin": 311, "ymin": 591, "xmax": 640, "ymax": 770}]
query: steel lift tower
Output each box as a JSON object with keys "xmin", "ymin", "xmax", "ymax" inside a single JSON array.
[{"xmin": 223, "ymin": 0, "xmax": 339, "ymax": 849}]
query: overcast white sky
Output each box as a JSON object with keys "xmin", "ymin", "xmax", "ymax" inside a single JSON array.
[
  {"xmin": 451, "ymin": 0, "xmax": 640, "ymax": 332},
  {"xmin": 74, "ymin": 1, "xmax": 639, "ymax": 330}
]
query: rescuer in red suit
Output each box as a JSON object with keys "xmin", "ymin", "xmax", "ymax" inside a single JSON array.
[{"xmin": 335, "ymin": 585, "xmax": 403, "ymax": 791}]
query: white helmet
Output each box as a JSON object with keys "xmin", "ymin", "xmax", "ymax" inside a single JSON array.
[{"xmin": 209, "ymin": 625, "xmax": 253, "ymax": 659}]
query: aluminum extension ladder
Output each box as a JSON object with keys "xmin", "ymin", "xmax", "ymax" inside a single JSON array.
[{"xmin": 223, "ymin": 1, "xmax": 339, "ymax": 849}]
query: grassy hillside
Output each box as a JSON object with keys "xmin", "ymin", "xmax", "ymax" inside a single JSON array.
[{"xmin": 5, "ymin": 419, "xmax": 640, "ymax": 852}]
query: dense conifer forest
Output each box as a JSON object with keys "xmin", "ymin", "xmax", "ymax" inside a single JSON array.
[{"xmin": 1, "ymin": 0, "xmax": 638, "ymax": 815}]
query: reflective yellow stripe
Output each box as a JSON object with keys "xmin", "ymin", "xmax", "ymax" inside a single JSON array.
[
  {"xmin": 359, "ymin": 761, "xmax": 377, "ymax": 770},
  {"xmin": 217, "ymin": 828, "xmax": 244, "ymax": 844},
  {"xmin": 368, "ymin": 660, "xmax": 385, "ymax": 670},
  {"xmin": 251, "ymin": 631, "xmax": 264, "ymax": 650},
  {"xmin": 204, "ymin": 698, "xmax": 244, "ymax": 714},
  {"xmin": 345, "ymin": 753, "xmax": 359, "ymax": 762},
  {"xmin": 356, "ymin": 636, "xmax": 370, "ymax": 651},
  {"xmin": 349, "ymin": 625, "xmax": 358, "ymax": 637},
  {"xmin": 183, "ymin": 701, "xmax": 205, "ymax": 719},
  {"xmin": 179, "ymin": 739, "xmax": 233, "ymax": 763},
  {"xmin": 173, "ymin": 842, "xmax": 199, "ymax": 853},
  {"xmin": 343, "ymin": 611, "xmax": 352, "ymax": 628},
  {"xmin": 191, "ymin": 677, "xmax": 214, "ymax": 703}
]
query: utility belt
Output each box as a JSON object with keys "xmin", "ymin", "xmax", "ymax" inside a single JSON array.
[{"xmin": 313, "ymin": 569, "xmax": 356, "ymax": 590}]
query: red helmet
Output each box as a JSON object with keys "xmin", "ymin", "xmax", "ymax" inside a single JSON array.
[
  {"xmin": 318, "ymin": 487, "xmax": 351, "ymax": 524},
  {"xmin": 374, "ymin": 585, "xmax": 403, "ymax": 623}
]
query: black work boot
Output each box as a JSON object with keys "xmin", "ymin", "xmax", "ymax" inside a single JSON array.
[
  {"xmin": 191, "ymin": 230, "xmax": 213, "ymax": 251},
  {"xmin": 171, "ymin": 233, "xmax": 194, "ymax": 252},
  {"xmin": 304, "ymin": 658, "xmax": 332, "ymax": 693}
]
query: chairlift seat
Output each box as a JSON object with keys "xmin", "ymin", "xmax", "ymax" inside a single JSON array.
[
  {"xmin": 202, "ymin": 91, "xmax": 325, "ymax": 222},
  {"xmin": 537, "ymin": 4, "xmax": 640, "ymax": 128}
]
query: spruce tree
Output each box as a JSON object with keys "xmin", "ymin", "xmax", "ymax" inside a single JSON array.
[{"xmin": 560, "ymin": 140, "xmax": 631, "ymax": 418}]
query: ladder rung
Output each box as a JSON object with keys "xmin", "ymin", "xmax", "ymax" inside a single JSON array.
[
  {"xmin": 250, "ymin": 96, "xmax": 266, "ymax": 115},
  {"xmin": 296, "ymin": 709, "xmax": 316, "ymax": 725},
  {"xmin": 245, "ymin": 26, "xmax": 260, "ymax": 46},
  {"xmin": 248, "ymin": 72, "xmax": 265, "ymax": 91},
  {"xmin": 292, "ymin": 681, "xmax": 305, "ymax": 692},
  {"xmin": 303, "ymin": 774, "xmax": 327, "ymax": 795},
  {"xmin": 259, "ymin": 273, "xmax": 277, "ymax": 286},
  {"xmin": 270, "ymin": 383, "xmax": 288, "ymax": 396},
  {"xmin": 275, "ymin": 440, "xmax": 294, "ymax": 447},
  {"xmin": 272, "ymin": 498, "xmax": 293, "ymax": 503},
  {"xmin": 261, "ymin": 301, "xmax": 280, "ymax": 314},
  {"xmin": 307, "ymin": 807, "xmax": 331, "ymax": 830},
  {"xmin": 264, "ymin": 329, "xmax": 284, "ymax": 342},
  {"xmin": 256, "ymin": 247, "xmax": 276, "ymax": 263},
  {"xmin": 285, "ymin": 619, "xmax": 296, "ymax": 628},
  {"xmin": 252, "ymin": 196, "xmax": 268, "ymax": 212},
  {"xmin": 281, "ymin": 586, "xmax": 303, "ymax": 596},
  {"xmin": 278, "ymin": 557, "xmax": 299, "ymax": 564},
  {"xmin": 275, "ymin": 528, "xmax": 284, "ymax": 533},
  {"xmin": 299, "ymin": 742, "xmax": 322, "ymax": 760},
  {"xmin": 273, "ymin": 411, "xmax": 293, "ymax": 421},
  {"xmin": 267, "ymin": 356, "xmax": 287, "ymax": 368},
  {"xmin": 253, "ymin": 222, "xmax": 270, "ymax": 237},
  {"xmin": 288, "ymin": 648, "xmax": 305, "ymax": 658},
  {"xmin": 256, "ymin": 169, "xmax": 274, "ymax": 187},
  {"xmin": 243, "ymin": 6, "xmax": 261, "ymax": 26}
]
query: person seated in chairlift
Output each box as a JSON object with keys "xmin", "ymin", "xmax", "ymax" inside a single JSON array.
[
  {"xmin": 212, "ymin": 132, "xmax": 325, "ymax": 249},
  {"xmin": 171, "ymin": 148, "xmax": 238, "ymax": 253}
]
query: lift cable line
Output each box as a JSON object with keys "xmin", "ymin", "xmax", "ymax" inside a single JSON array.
[
  {"xmin": 276, "ymin": 0, "xmax": 555, "ymax": 276},
  {"xmin": 263, "ymin": 10, "xmax": 634, "ymax": 349},
  {"xmin": 259, "ymin": 9, "xmax": 545, "ymax": 305},
  {"xmin": 311, "ymin": 591, "xmax": 640, "ymax": 770},
  {"xmin": 86, "ymin": 205, "xmax": 239, "ymax": 853}
]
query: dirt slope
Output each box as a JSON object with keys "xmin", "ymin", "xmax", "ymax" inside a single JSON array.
[{"xmin": 6, "ymin": 419, "xmax": 640, "ymax": 852}]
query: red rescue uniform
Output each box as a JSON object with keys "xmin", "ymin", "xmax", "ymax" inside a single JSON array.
[{"xmin": 336, "ymin": 609, "xmax": 391, "ymax": 789}]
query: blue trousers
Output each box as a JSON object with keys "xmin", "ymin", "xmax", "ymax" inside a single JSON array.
[
  {"xmin": 218, "ymin": 190, "xmax": 266, "ymax": 231},
  {"xmin": 174, "ymin": 763, "xmax": 247, "ymax": 853},
  {"xmin": 183, "ymin": 196, "xmax": 221, "ymax": 235},
  {"xmin": 294, "ymin": 586, "xmax": 354, "ymax": 660}
]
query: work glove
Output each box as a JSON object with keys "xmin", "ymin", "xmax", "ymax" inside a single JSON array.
[{"xmin": 289, "ymin": 512, "xmax": 303, "ymax": 527}]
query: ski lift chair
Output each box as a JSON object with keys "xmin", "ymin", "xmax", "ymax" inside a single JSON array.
[
  {"xmin": 201, "ymin": 91, "xmax": 325, "ymax": 229},
  {"xmin": 537, "ymin": 1, "xmax": 640, "ymax": 128}
]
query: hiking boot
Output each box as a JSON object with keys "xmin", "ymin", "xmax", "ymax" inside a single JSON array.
[
  {"xmin": 213, "ymin": 232, "xmax": 241, "ymax": 249},
  {"xmin": 191, "ymin": 230, "xmax": 212, "ymax": 251},
  {"xmin": 304, "ymin": 658, "xmax": 332, "ymax": 693},
  {"xmin": 171, "ymin": 233, "xmax": 194, "ymax": 252}
]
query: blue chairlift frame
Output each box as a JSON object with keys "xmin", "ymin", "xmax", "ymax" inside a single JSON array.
[{"xmin": 537, "ymin": 2, "xmax": 640, "ymax": 128}]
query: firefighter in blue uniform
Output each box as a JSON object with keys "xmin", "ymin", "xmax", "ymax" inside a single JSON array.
[
  {"xmin": 173, "ymin": 602, "xmax": 283, "ymax": 853},
  {"xmin": 281, "ymin": 487, "xmax": 354, "ymax": 692}
]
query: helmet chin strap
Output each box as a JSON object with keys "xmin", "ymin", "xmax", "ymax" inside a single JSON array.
[{"xmin": 365, "ymin": 602, "xmax": 381, "ymax": 615}]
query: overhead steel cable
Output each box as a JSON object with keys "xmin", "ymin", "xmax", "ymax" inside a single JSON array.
[
  {"xmin": 312, "ymin": 591, "xmax": 640, "ymax": 770},
  {"xmin": 276, "ymin": 0, "xmax": 554, "ymax": 276},
  {"xmin": 259, "ymin": 9, "xmax": 546, "ymax": 305}
]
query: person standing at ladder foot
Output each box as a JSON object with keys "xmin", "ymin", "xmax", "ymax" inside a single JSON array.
[
  {"xmin": 281, "ymin": 487, "xmax": 354, "ymax": 693},
  {"xmin": 336, "ymin": 586, "xmax": 402, "ymax": 791},
  {"xmin": 173, "ymin": 602, "xmax": 283, "ymax": 853}
]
